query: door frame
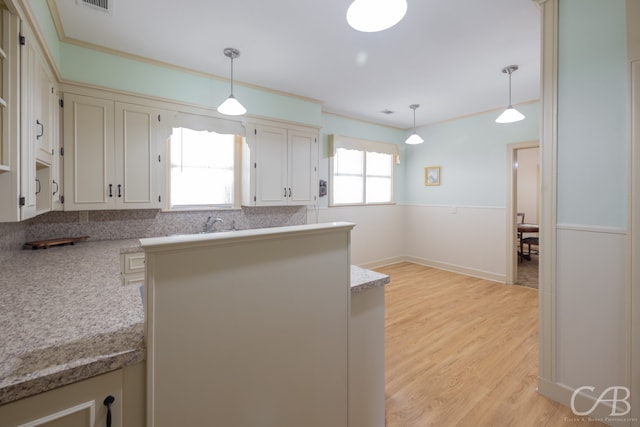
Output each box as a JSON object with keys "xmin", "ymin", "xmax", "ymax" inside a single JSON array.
[{"xmin": 505, "ymin": 140, "xmax": 540, "ymax": 285}]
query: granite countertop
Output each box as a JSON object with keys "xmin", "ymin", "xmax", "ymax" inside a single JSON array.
[
  {"xmin": 0, "ymin": 237, "xmax": 389, "ymax": 406},
  {"xmin": 0, "ymin": 240, "xmax": 145, "ymax": 405},
  {"xmin": 350, "ymin": 265, "xmax": 390, "ymax": 293}
]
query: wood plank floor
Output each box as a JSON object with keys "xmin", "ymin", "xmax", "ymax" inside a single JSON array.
[{"xmin": 379, "ymin": 262, "xmax": 605, "ymax": 427}]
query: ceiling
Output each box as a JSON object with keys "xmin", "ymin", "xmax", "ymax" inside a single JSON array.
[{"xmin": 50, "ymin": 0, "xmax": 541, "ymax": 129}]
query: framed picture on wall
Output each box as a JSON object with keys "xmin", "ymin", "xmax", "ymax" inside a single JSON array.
[{"xmin": 424, "ymin": 166, "xmax": 440, "ymax": 186}]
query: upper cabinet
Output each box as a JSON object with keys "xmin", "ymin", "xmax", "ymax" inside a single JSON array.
[
  {"xmin": 0, "ymin": 8, "xmax": 21, "ymax": 221},
  {"xmin": 0, "ymin": 7, "xmax": 60, "ymax": 222},
  {"xmin": 243, "ymin": 123, "xmax": 318, "ymax": 207},
  {"xmin": 20, "ymin": 23, "xmax": 60, "ymax": 220},
  {"xmin": 63, "ymin": 93, "xmax": 167, "ymax": 210}
]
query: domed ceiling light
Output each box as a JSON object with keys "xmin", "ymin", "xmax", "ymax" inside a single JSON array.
[
  {"xmin": 405, "ymin": 104, "xmax": 424, "ymax": 145},
  {"xmin": 217, "ymin": 48, "xmax": 246, "ymax": 116},
  {"xmin": 347, "ymin": 0, "xmax": 408, "ymax": 32},
  {"xmin": 495, "ymin": 65, "xmax": 525, "ymax": 124}
]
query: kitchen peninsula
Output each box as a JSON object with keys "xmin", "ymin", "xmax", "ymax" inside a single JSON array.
[{"xmin": 0, "ymin": 222, "xmax": 388, "ymax": 427}]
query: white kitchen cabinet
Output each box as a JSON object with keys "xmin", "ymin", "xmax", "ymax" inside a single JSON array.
[
  {"xmin": 0, "ymin": 363, "xmax": 145, "ymax": 427},
  {"xmin": 63, "ymin": 94, "xmax": 166, "ymax": 210},
  {"xmin": 0, "ymin": 7, "xmax": 21, "ymax": 221},
  {"xmin": 242, "ymin": 123, "xmax": 318, "ymax": 206},
  {"xmin": 120, "ymin": 252, "xmax": 145, "ymax": 287},
  {"xmin": 0, "ymin": 8, "xmax": 59, "ymax": 222},
  {"xmin": 22, "ymin": 24, "xmax": 61, "ymax": 217}
]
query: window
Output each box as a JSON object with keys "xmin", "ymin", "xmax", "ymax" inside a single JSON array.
[
  {"xmin": 330, "ymin": 135, "xmax": 398, "ymax": 206},
  {"xmin": 169, "ymin": 127, "xmax": 237, "ymax": 209}
]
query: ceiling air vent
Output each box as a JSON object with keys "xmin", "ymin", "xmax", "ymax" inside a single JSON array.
[{"xmin": 77, "ymin": 0, "xmax": 113, "ymax": 14}]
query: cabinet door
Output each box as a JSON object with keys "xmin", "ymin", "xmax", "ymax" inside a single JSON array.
[
  {"xmin": 114, "ymin": 102, "xmax": 162, "ymax": 209},
  {"xmin": 0, "ymin": 369, "xmax": 123, "ymax": 427},
  {"xmin": 63, "ymin": 93, "xmax": 115, "ymax": 210},
  {"xmin": 288, "ymin": 130, "xmax": 317, "ymax": 205},
  {"xmin": 34, "ymin": 58, "xmax": 54, "ymax": 165},
  {"xmin": 19, "ymin": 26, "xmax": 37, "ymax": 220},
  {"xmin": 255, "ymin": 125, "xmax": 288, "ymax": 206},
  {"xmin": 0, "ymin": 10, "xmax": 21, "ymax": 221}
]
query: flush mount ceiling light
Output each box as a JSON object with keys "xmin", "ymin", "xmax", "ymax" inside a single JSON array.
[
  {"xmin": 405, "ymin": 104, "xmax": 424, "ymax": 145},
  {"xmin": 217, "ymin": 48, "xmax": 246, "ymax": 116},
  {"xmin": 495, "ymin": 65, "xmax": 525, "ymax": 124},
  {"xmin": 347, "ymin": 0, "xmax": 408, "ymax": 32}
]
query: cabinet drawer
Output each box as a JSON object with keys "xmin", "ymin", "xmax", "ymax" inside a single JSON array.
[{"xmin": 122, "ymin": 253, "xmax": 145, "ymax": 274}]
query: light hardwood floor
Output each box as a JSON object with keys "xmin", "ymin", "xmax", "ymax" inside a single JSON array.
[{"xmin": 379, "ymin": 262, "xmax": 605, "ymax": 427}]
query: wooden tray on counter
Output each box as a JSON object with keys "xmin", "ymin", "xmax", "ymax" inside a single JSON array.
[{"xmin": 23, "ymin": 236, "xmax": 89, "ymax": 250}]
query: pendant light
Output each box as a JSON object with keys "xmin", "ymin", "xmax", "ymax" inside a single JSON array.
[
  {"xmin": 405, "ymin": 104, "xmax": 424, "ymax": 145},
  {"xmin": 495, "ymin": 65, "xmax": 525, "ymax": 124},
  {"xmin": 217, "ymin": 48, "xmax": 246, "ymax": 116},
  {"xmin": 347, "ymin": 0, "xmax": 408, "ymax": 32}
]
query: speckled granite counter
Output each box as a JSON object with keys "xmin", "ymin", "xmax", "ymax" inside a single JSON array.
[
  {"xmin": 0, "ymin": 240, "xmax": 145, "ymax": 405},
  {"xmin": 0, "ymin": 237, "xmax": 388, "ymax": 406},
  {"xmin": 351, "ymin": 265, "xmax": 389, "ymax": 293}
]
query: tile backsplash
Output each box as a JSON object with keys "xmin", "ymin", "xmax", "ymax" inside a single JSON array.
[{"xmin": 0, "ymin": 206, "xmax": 307, "ymax": 261}]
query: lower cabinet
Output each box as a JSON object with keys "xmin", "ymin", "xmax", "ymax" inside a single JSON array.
[
  {"xmin": 0, "ymin": 363, "xmax": 144, "ymax": 427},
  {"xmin": 120, "ymin": 252, "xmax": 145, "ymax": 287}
]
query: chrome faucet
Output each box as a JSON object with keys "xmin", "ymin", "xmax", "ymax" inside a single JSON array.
[{"xmin": 203, "ymin": 216, "xmax": 223, "ymax": 233}]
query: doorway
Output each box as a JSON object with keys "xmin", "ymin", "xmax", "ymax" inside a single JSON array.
[{"xmin": 505, "ymin": 141, "xmax": 540, "ymax": 285}]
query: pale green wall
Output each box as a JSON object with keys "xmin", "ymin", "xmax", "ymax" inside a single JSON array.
[
  {"xmin": 403, "ymin": 102, "xmax": 540, "ymax": 207},
  {"xmin": 557, "ymin": 0, "xmax": 627, "ymax": 227},
  {"xmin": 28, "ymin": 0, "xmax": 61, "ymax": 67}
]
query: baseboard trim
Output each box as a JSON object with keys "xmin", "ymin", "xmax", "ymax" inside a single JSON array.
[
  {"xmin": 537, "ymin": 377, "xmax": 635, "ymax": 426},
  {"xmin": 357, "ymin": 256, "xmax": 510, "ymax": 285},
  {"xmin": 356, "ymin": 256, "xmax": 406, "ymax": 270},
  {"xmin": 403, "ymin": 256, "xmax": 506, "ymax": 283}
]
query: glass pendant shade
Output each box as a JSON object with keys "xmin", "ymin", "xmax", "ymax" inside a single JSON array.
[
  {"xmin": 495, "ymin": 106, "xmax": 525, "ymax": 123},
  {"xmin": 217, "ymin": 48, "xmax": 246, "ymax": 116},
  {"xmin": 405, "ymin": 133, "xmax": 424, "ymax": 145},
  {"xmin": 347, "ymin": 0, "xmax": 408, "ymax": 32},
  {"xmin": 217, "ymin": 95, "xmax": 246, "ymax": 116},
  {"xmin": 496, "ymin": 65, "xmax": 525, "ymax": 124},
  {"xmin": 405, "ymin": 103, "xmax": 424, "ymax": 144}
]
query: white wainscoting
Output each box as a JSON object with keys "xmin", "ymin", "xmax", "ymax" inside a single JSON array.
[
  {"xmin": 404, "ymin": 204, "xmax": 507, "ymax": 282},
  {"xmin": 309, "ymin": 204, "xmax": 405, "ymax": 268},
  {"xmin": 554, "ymin": 225, "xmax": 628, "ymax": 395},
  {"xmin": 310, "ymin": 204, "xmax": 507, "ymax": 282}
]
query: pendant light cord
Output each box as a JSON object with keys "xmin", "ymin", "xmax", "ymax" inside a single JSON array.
[{"xmin": 229, "ymin": 56, "xmax": 235, "ymax": 96}]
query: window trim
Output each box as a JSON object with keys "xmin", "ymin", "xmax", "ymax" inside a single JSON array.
[
  {"xmin": 164, "ymin": 114, "xmax": 245, "ymax": 212},
  {"xmin": 328, "ymin": 135, "xmax": 398, "ymax": 207}
]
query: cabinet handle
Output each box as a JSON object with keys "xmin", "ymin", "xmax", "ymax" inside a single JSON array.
[
  {"xmin": 288, "ymin": 187, "xmax": 292, "ymax": 197},
  {"xmin": 36, "ymin": 120, "xmax": 44, "ymax": 140},
  {"xmin": 108, "ymin": 184, "xmax": 113, "ymax": 197},
  {"xmin": 52, "ymin": 180, "xmax": 58, "ymax": 196},
  {"xmin": 117, "ymin": 184, "xmax": 122, "ymax": 198},
  {"xmin": 284, "ymin": 187, "xmax": 287, "ymax": 197},
  {"xmin": 35, "ymin": 178, "xmax": 41, "ymax": 194},
  {"xmin": 103, "ymin": 395, "xmax": 115, "ymax": 427}
]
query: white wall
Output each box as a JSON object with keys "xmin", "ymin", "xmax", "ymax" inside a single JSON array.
[
  {"xmin": 517, "ymin": 147, "xmax": 539, "ymax": 224},
  {"xmin": 309, "ymin": 205, "xmax": 405, "ymax": 268}
]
